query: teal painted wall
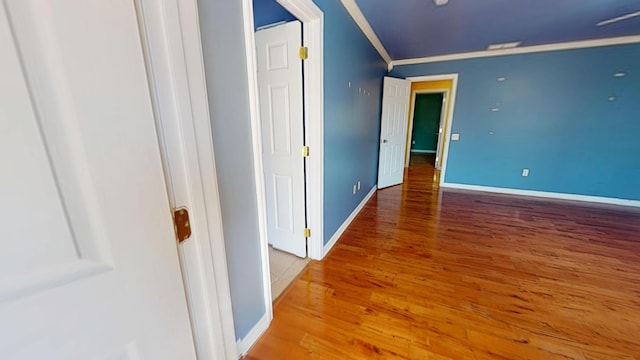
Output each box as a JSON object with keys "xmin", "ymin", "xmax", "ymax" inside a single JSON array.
[
  {"xmin": 411, "ymin": 93, "xmax": 443, "ymax": 152},
  {"xmin": 391, "ymin": 43, "xmax": 640, "ymax": 200}
]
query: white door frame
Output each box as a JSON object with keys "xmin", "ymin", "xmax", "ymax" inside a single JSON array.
[
  {"xmin": 406, "ymin": 89, "xmax": 448, "ymax": 166},
  {"xmin": 241, "ymin": 0, "xmax": 324, "ymax": 341},
  {"xmin": 138, "ymin": 0, "xmax": 238, "ymax": 358},
  {"xmin": 406, "ymin": 74, "xmax": 459, "ymax": 187}
]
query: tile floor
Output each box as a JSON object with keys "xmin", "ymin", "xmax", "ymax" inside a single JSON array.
[{"xmin": 268, "ymin": 246, "xmax": 310, "ymax": 300}]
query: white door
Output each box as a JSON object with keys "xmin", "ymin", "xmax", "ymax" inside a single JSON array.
[
  {"xmin": 0, "ymin": 1, "xmax": 196, "ymax": 359},
  {"xmin": 378, "ymin": 76, "xmax": 411, "ymax": 189},
  {"xmin": 255, "ymin": 21, "xmax": 306, "ymax": 258}
]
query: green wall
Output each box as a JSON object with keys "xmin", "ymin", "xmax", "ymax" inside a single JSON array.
[{"xmin": 411, "ymin": 93, "xmax": 443, "ymax": 152}]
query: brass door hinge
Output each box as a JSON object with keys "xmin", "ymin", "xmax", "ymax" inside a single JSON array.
[
  {"xmin": 303, "ymin": 228, "xmax": 311, "ymax": 238},
  {"xmin": 173, "ymin": 207, "xmax": 191, "ymax": 243},
  {"xmin": 299, "ymin": 46, "xmax": 308, "ymax": 60},
  {"xmin": 302, "ymin": 145, "xmax": 310, "ymax": 157}
]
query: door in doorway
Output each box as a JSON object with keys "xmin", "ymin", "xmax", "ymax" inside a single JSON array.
[
  {"xmin": 377, "ymin": 76, "xmax": 411, "ymax": 189},
  {"xmin": 411, "ymin": 93, "xmax": 444, "ymax": 163},
  {"xmin": 255, "ymin": 21, "xmax": 306, "ymax": 258},
  {"xmin": 0, "ymin": 1, "xmax": 195, "ymax": 359}
]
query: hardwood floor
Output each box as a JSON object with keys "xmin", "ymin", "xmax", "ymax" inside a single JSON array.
[{"xmin": 246, "ymin": 157, "xmax": 640, "ymax": 359}]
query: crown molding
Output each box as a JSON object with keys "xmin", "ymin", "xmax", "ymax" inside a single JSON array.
[
  {"xmin": 392, "ymin": 35, "xmax": 640, "ymax": 67},
  {"xmin": 339, "ymin": 0, "xmax": 392, "ymax": 65}
]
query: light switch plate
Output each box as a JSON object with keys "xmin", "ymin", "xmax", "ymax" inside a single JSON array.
[{"xmin": 452, "ymin": 133, "xmax": 460, "ymax": 141}]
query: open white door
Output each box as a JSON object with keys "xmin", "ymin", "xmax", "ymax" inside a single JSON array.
[
  {"xmin": 434, "ymin": 93, "xmax": 447, "ymax": 170},
  {"xmin": 378, "ymin": 76, "xmax": 411, "ymax": 189},
  {"xmin": 255, "ymin": 21, "xmax": 306, "ymax": 258},
  {"xmin": 0, "ymin": 1, "xmax": 195, "ymax": 359}
]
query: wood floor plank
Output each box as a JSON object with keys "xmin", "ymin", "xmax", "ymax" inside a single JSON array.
[{"xmin": 246, "ymin": 154, "xmax": 640, "ymax": 359}]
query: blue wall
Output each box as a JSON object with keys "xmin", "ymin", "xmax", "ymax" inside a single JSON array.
[
  {"xmin": 253, "ymin": 0, "xmax": 297, "ymax": 30},
  {"xmin": 391, "ymin": 44, "xmax": 640, "ymax": 200},
  {"xmin": 196, "ymin": 0, "xmax": 387, "ymax": 341},
  {"xmin": 198, "ymin": 0, "xmax": 266, "ymax": 341},
  {"xmin": 313, "ymin": 0, "xmax": 388, "ymax": 244}
]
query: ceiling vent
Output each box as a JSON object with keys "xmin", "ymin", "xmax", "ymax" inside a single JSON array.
[
  {"xmin": 433, "ymin": 0, "xmax": 449, "ymax": 6},
  {"xmin": 487, "ymin": 41, "xmax": 521, "ymax": 50}
]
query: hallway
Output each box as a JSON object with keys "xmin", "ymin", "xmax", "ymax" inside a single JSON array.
[{"xmin": 247, "ymin": 160, "xmax": 640, "ymax": 359}]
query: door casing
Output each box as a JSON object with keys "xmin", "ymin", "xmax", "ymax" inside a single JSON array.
[
  {"xmin": 406, "ymin": 90, "xmax": 447, "ymax": 168},
  {"xmin": 405, "ymin": 74, "xmax": 459, "ymax": 186},
  {"xmin": 141, "ymin": 0, "xmax": 238, "ymax": 358}
]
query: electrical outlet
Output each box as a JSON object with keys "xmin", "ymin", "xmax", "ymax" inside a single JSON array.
[
  {"xmin": 522, "ymin": 168, "xmax": 529, "ymax": 177},
  {"xmin": 451, "ymin": 133, "xmax": 460, "ymax": 141},
  {"xmin": 357, "ymin": 181, "xmax": 361, "ymax": 190},
  {"xmin": 353, "ymin": 184, "xmax": 357, "ymax": 194}
]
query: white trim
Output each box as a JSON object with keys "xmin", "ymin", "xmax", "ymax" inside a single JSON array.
[
  {"xmin": 138, "ymin": 0, "xmax": 238, "ymax": 359},
  {"xmin": 411, "ymin": 149, "xmax": 436, "ymax": 154},
  {"xmin": 240, "ymin": 0, "xmax": 273, "ymax": 345},
  {"xmin": 278, "ymin": 0, "xmax": 321, "ymax": 20},
  {"xmin": 276, "ymin": 0, "xmax": 325, "ymax": 262},
  {"xmin": 405, "ymin": 91, "xmax": 417, "ymax": 167},
  {"xmin": 392, "ymin": 35, "xmax": 640, "ymax": 66},
  {"xmin": 178, "ymin": 1, "xmax": 239, "ymax": 357},
  {"xmin": 236, "ymin": 312, "xmax": 271, "ymax": 357},
  {"xmin": 407, "ymin": 74, "xmax": 457, "ymax": 82},
  {"xmin": 323, "ymin": 185, "xmax": 377, "ymax": 258},
  {"xmin": 441, "ymin": 183, "xmax": 640, "ymax": 208},
  {"xmin": 338, "ymin": 0, "xmax": 392, "ymax": 65},
  {"xmin": 405, "ymin": 74, "xmax": 459, "ymax": 187}
]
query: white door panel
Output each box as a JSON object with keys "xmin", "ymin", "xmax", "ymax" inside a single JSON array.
[
  {"xmin": 256, "ymin": 21, "xmax": 306, "ymax": 258},
  {"xmin": 0, "ymin": 1, "xmax": 195, "ymax": 359},
  {"xmin": 273, "ymin": 174, "xmax": 295, "ymax": 231},
  {"xmin": 378, "ymin": 77, "xmax": 411, "ymax": 189}
]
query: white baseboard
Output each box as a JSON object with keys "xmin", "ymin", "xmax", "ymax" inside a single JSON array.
[
  {"xmin": 441, "ymin": 182, "xmax": 640, "ymax": 208},
  {"xmin": 410, "ymin": 149, "xmax": 436, "ymax": 154},
  {"xmin": 323, "ymin": 185, "xmax": 377, "ymax": 258},
  {"xmin": 236, "ymin": 311, "xmax": 271, "ymax": 357}
]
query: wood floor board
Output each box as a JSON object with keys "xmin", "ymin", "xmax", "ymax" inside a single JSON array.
[{"xmin": 246, "ymin": 154, "xmax": 640, "ymax": 359}]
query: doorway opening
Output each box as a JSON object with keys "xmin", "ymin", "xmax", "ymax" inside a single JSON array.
[
  {"xmin": 408, "ymin": 91, "xmax": 445, "ymax": 186},
  {"xmin": 250, "ymin": 0, "xmax": 323, "ymax": 303},
  {"xmin": 254, "ymin": 9, "xmax": 309, "ymax": 301},
  {"xmin": 404, "ymin": 75, "xmax": 459, "ymax": 188}
]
